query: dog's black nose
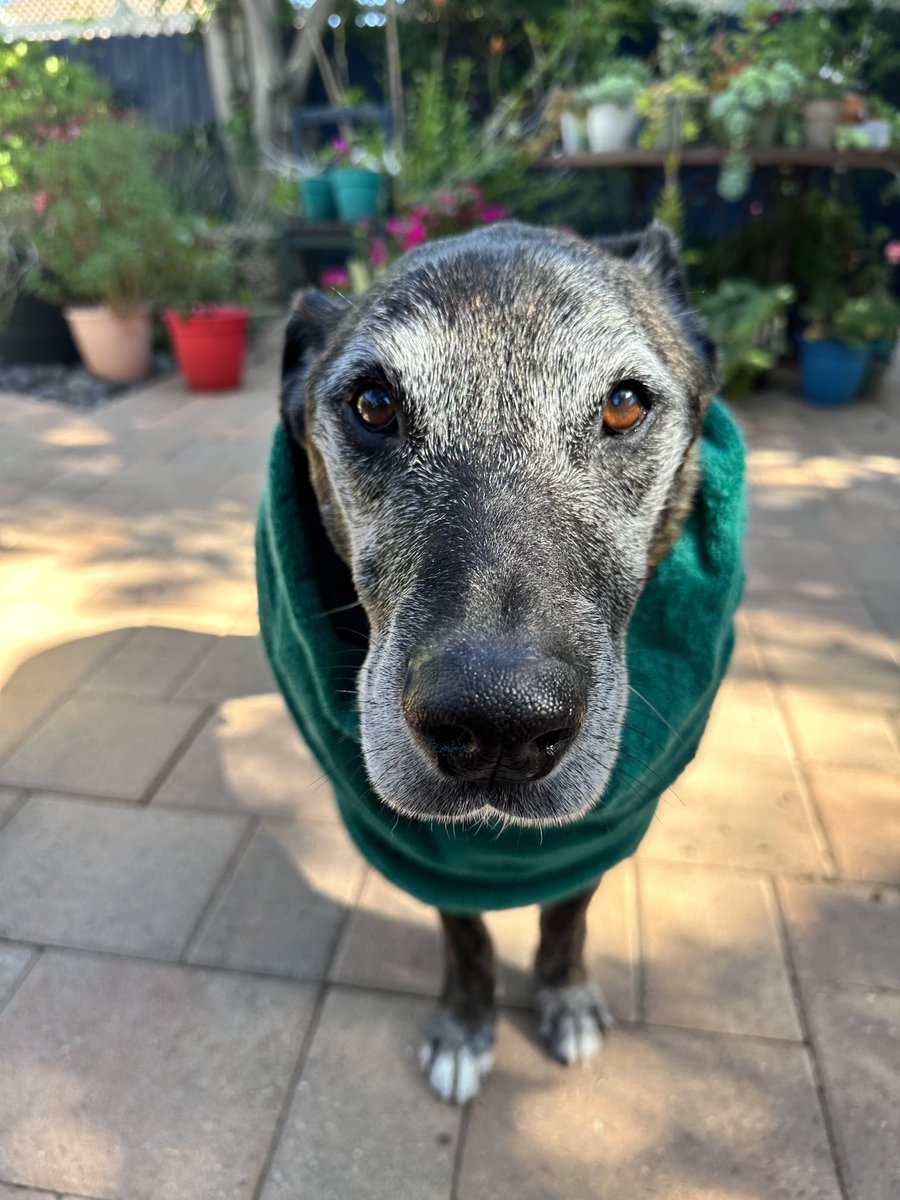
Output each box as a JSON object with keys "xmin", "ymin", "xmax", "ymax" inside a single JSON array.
[{"xmin": 402, "ymin": 641, "xmax": 586, "ymax": 784}]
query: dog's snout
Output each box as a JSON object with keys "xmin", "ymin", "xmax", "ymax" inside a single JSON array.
[{"xmin": 402, "ymin": 641, "xmax": 587, "ymax": 784}]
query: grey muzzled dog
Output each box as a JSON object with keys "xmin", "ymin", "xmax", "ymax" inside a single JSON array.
[{"xmin": 280, "ymin": 220, "xmax": 717, "ymax": 1102}]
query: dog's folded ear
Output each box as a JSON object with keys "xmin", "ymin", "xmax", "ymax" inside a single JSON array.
[
  {"xmin": 281, "ymin": 289, "xmax": 349, "ymax": 445},
  {"xmin": 595, "ymin": 221, "xmax": 718, "ymax": 392}
]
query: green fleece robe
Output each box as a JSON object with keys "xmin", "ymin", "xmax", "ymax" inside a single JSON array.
[{"xmin": 256, "ymin": 399, "xmax": 745, "ymax": 912}]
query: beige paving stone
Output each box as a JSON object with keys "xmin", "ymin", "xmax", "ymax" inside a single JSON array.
[
  {"xmin": 638, "ymin": 751, "xmax": 831, "ymax": 874},
  {"xmin": 457, "ymin": 1015, "xmax": 841, "ymax": 1200},
  {"xmin": 0, "ymin": 951, "xmax": 315, "ymax": 1200},
  {"xmin": 260, "ymin": 988, "xmax": 459, "ymax": 1200},
  {"xmin": 331, "ymin": 862, "xmax": 638, "ymax": 1021},
  {"xmin": 0, "ymin": 695, "xmax": 206, "ymax": 800},
  {"xmin": 781, "ymin": 699, "xmax": 899, "ymax": 767},
  {"xmin": 832, "ymin": 537, "xmax": 900, "ymax": 589},
  {"xmin": 640, "ymin": 861, "xmax": 801, "ymax": 1039},
  {"xmin": 80, "ymin": 625, "xmax": 218, "ymax": 699},
  {"xmin": 1, "ymin": 628, "xmax": 134, "ymax": 693},
  {"xmin": 0, "ymin": 1184, "xmax": 50, "ymax": 1199},
  {"xmin": 154, "ymin": 693, "xmax": 340, "ymax": 819},
  {"xmin": 0, "ymin": 688, "xmax": 60, "ymax": 762},
  {"xmin": 807, "ymin": 767, "xmax": 900, "ymax": 883},
  {"xmin": 700, "ymin": 678, "xmax": 793, "ymax": 758},
  {"xmin": 0, "ymin": 795, "xmax": 246, "ymax": 957},
  {"xmin": 190, "ymin": 819, "xmax": 366, "ymax": 978},
  {"xmin": 746, "ymin": 603, "xmax": 899, "ymax": 709},
  {"xmin": 806, "ymin": 987, "xmax": 900, "ymax": 1200},
  {"xmin": 174, "ymin": 634, "xmax": 275, "ymax": 702},
  {"xmin": 0, "ymin": 791, "xmax": 21, "ymax": 829},
  {"xmin": 858, "ymin": 588, "xmax": 900, "ymax": 650},
  {"xmin": 0, "ymin": 940, "xmax": 34, "ymax": 1008},
  {"xmin": 779, "ymin": 879, "xmax": 900, "ymax": 991},
  {"xmin": 744, "ymin": 536, "xmax": 856, "ymax": 601}
]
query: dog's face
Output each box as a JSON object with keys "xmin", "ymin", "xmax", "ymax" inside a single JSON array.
[{"xmin": 281, "ymin": 222, "xmax": 716, "ymax": 826}]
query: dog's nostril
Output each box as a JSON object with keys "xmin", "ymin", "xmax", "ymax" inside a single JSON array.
[{"xmin": 533, "ymin": 727, "xmax": 572, "ymax": 754}]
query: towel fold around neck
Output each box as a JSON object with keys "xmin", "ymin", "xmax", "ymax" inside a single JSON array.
[{"xmin": 256, "ymin": 399, "xmax": 745, "ymax": 912}]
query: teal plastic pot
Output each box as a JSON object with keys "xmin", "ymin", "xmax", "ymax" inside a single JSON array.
[
  {"xmin": 800, "ymin": 338, "xmax": 870, "ymax": 406},
  {"xmin": 329, "ymin": 168, "xmax": 382, "ymax": 221},
  {"xmin": 300, "ymin": 175, "xmax": 336, "ymax": 221}
]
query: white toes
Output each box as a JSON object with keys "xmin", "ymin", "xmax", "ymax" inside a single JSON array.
[
  {"xmin": 423, "ymin": 1043, "xmax": 494, "ymax": 1104},
  {"xmin": 537, "ymin": 983, "xmax": 612, "ymax": 1066},
  {"xmin": 554, "ymin": 1010, "xmax": 601, "ymax": 1065}
]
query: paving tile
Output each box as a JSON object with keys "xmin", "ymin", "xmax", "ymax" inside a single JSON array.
[
  {"xmin": 700, "ymin": 678, "xmax": 793, "ymax": 758},
  {"xmin": 0, "ymin": 695, "xmax": 206, "ymax": 800},
  {"xmin": 457, "ymin": 1015, "xmax": 841, "ymax": 1200},
  {"xmin": 190, "ymin": 819, "xmax": 366, "ymax": 978},
  {"xmin": 832, "ymin": 537, "xmax": 900, "ymax": 589},
  {"xmin": 0, "ymin": 951, "xmax": 315, "ymax": 1200},
  {"xmin": 744, "ymin": 536, "xmax": 856, "ymax": 601},
  {"xmin": 0, "ymin": 688, "xmax": 60, "ymax": 762},
  {"xmin": 806, "ymin": 987, "xmax": 900, "ymax": 1200},
  {"xmin": 80, "ymin": 626, "xmax": 218, "ymax": 699},
  {"xmin": 779, "ymin": 879, "xmax": 900, "ymax": 991},
  {"xmin": 331, "ymin": 862, "xmax": 638, "ymax": 1021},
  {"xmin": 1, "ymin": 628, "xmax": 134, "ymax": 693},
  {"xmin": 746, "ymin": 603, "xmax": 899, "ymax": 709},
  {"xmin": 638, "ymin": 751, "xmax": 831, "ymax": 875},
  {"xmin": 0, "ymin": 940, "xmax": 34, "ymax": 1008},
  {"xmin": 0, "ymin": 1184, "xmax": 50, "ymax": 1199},
  {"xmin": 260, "ymin": 988, "xmax": 459, "ymax": 1200},
  {"xmin": 174, "ymin": 634, "xmax": 274, "ymax": 702},
  {"xmin": 0, "ymin": 791, "xmax": 21, "ymax": 830},
  {"xmin": 0, "ymin": 795, "xmax": 246, "ymax": 957},
  {"xmin": 780, "ymin": 699, "xmax": 899, "ymax": 767},
  {"xmin": 154, "ymin": 693, "xmax": 340, "ymax": 819},
  {"xmin": 639, "ymin": 861, "xmax": 801, "ymax": 1039},
  {"xmin": 807, "ymin": 767, "xmax": 900, "ymax": 883},
  {"xmin": 857, "ymin": 588, "xmax": 900, "ymax": 651}
]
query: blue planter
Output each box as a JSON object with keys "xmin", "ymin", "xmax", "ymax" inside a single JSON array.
[
  {"xmin": 300, "ymin": 175, "xmax": 336, "ymax": 221},
  {"xmin": 800, "ymin": 338, "xmax": 870, "ymax": 406},
  {"xmin": 329, "ymin": 168, "xmax": 382, "ymax": 221}
]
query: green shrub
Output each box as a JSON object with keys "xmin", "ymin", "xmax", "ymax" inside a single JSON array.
[{"xmin": 696, "ymin": 279, "xmax": 795, "ymax": 396}]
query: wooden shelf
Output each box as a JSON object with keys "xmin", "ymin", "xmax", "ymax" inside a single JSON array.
[{"xmin": 535, "ymin": 147, "xmax": 900, "ymax": 170}]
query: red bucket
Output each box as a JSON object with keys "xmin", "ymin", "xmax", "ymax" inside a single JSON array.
[{"xmin": 164, "ymin": 306, "xmax": 249, "ymax": 391}]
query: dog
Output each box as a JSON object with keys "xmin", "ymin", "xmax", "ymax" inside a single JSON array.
[{"xmin": 275, "ymin": 220, "xmax": 722, "ymax": 1103}]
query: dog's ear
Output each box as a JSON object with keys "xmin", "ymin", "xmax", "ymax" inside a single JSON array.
[
  {"xmin": 595, "ymin": 221, "xmax": 718, "ymax": 390},
  {"xmin": 280, "ymin": 289, "xmax": 349, "ymax": 445}
]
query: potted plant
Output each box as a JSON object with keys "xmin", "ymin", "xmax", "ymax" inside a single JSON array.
[
  {"xmin": 575, "ymin": 59, "xmax": 649, "ymax": 153},
  {"xmin": 328, "ymin": 135, "xmax": 384, "ymax": 222},
  {"xmin": 696, "ymin": 279, "xmax": 796, "ymax": 398},
  {"xmin": 299, "ymin": 140, "xmax": 343, "ymax": 221},
  {"xmin": 858, "ymin": 96, "xmax": 894, "ymax": 149},
  {"xmin": 710, "ymin": 60, "xmax": 805, "ymax": 200},
  {"xmin": 26, "ymin": 118, "xmax": 189, "ymax": 382},
  {"xmin": 800, "ymin": 294, "xmax": 880, "ymax": 406},
  {"xmin": 161, "ymin": 221, "xmax": 249, "ymax": 391},
  {"xmin": 636, "ymin": 74, "xmax": 707, "ymax": 150},
  {"xmin": 803, "ymin": 74, "xmax": 846, "ymax": 150}
]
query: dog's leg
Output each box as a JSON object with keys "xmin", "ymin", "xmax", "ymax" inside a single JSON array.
[
  {"xmin": 419, "ymin": 911, "xmax": 496, "ymax": 1104},
  {"xmin": 534, "ymin": 880, "xmax": 615, "ymax": 1065}
]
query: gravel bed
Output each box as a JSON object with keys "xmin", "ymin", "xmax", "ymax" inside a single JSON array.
[{"xmin": 0, "ymin": 355, "xmax": 175, "ymax": 411}]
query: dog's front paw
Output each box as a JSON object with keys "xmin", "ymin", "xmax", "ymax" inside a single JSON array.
[
  {"xmin": 536, "ymin": 982, "xmax": 615, "ymax": 1066},
  {"xmin": 418, "ymin": 1008, "xmax": 495, "ymax": 1104}
]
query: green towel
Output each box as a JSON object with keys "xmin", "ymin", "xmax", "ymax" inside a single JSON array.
[{"xmin": 256, "ymin": 400, "xmax": 746, "ymax": 913}]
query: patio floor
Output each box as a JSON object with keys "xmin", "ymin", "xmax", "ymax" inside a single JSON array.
[{"xmin": 0, "ymin": 344, "xmax": 898, "ymax": 1200}]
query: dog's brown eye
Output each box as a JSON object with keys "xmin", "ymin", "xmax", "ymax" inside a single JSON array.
[
  {"xmin": 603, "ymin": 384, "xmax": 648, "ymax": 434},
  {"xmin": 354, "ymin": 386, "xmax": 397, "ymax": 432}
]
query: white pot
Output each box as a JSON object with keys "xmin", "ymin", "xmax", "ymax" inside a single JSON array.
[
  {"xmin": 559, "ymin": 110, "xmax": 587, "ymax": 154},
  {"xmin": 585, "ymin": 103, "xmax": 639, "ymax": 153},
  {"xmin": 803, "ymin": 99, "xmax": 841, "ymax": 150},
  {"xmin": 65, "ymin": 306, "xmax": 152, "ymax": 383},
  {"xmin": 860, "ymin": 118, "xmax": 891, "ymax": 149}
]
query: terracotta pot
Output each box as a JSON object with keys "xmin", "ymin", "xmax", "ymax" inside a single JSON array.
[
  {"xmin": 842, "ymin": 90, "xmax": 865, "ymax": 124},
  {"xmin": 65, "ymin": 306, "xmax": 152, "ymax": 382}
]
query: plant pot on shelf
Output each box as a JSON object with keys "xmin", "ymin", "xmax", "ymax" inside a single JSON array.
[
  {"xmin": 859, "ymin": 119, "xmax": 891, "ymax": 149},
  {"xmin": 800, "ymin": 337, "xmax": 870, "ymax": 406},
  {"xmin": 65, "ymin": 306, "xmax": 152, "ymax": 382},
  {"xmin": 164, "ymin": 306, "xmax": 249, "ymax": 391},
  {"xmin": 0, "ymin": 292, "xmax": 80, "ymax": 365},
  {"xmin": 585, "ymin": 103, "xmax": 639, "ymax": 152},
  {"xmin": 559, "ymin": 110, "xmax": 587, "ymax": 154},
  {"xmin": 803, "ymin": 99, "xmax": 841, "ymax": 150},
  {"xmin": 329, "ymin": 168, "xmax": 382, "ymax": 221},
  {"xmin": 300, "ymin": 175, "xmax": 336, "ymax": 221}
]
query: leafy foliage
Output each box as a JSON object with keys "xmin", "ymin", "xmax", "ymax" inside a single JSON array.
[{"xmin": 696, "ymin": 279, "xmax": 795, "ymax": 396}]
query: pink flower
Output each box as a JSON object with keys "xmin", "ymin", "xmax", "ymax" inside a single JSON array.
[
  {"xmin": 884, "ymin": 241, "xmax": 900, "ymax": 265},
  {"xmin": 332, "ymin": 138, "xmax": 351, "ymax": 155},
  {"xmin": 369, "ymin": 237, "xmax": 387, "ymax": 267},
  {"xmin": 319, "ymin": 266, "xmax": 350, "ymax": 290},
  {"xmin": 33, "ymin": 192, "xmax": 49, "ymax": 214},
  {"xmin": 385, "ymin": 217, "xmax": 406, "ymax": 239},
  {"xmin": 400, "ymin": 219, "xmax": 428, "ymax": 251},
  {"xmin": 476, "ymin": 204, "xmax": 508, "ymax": 223}
]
